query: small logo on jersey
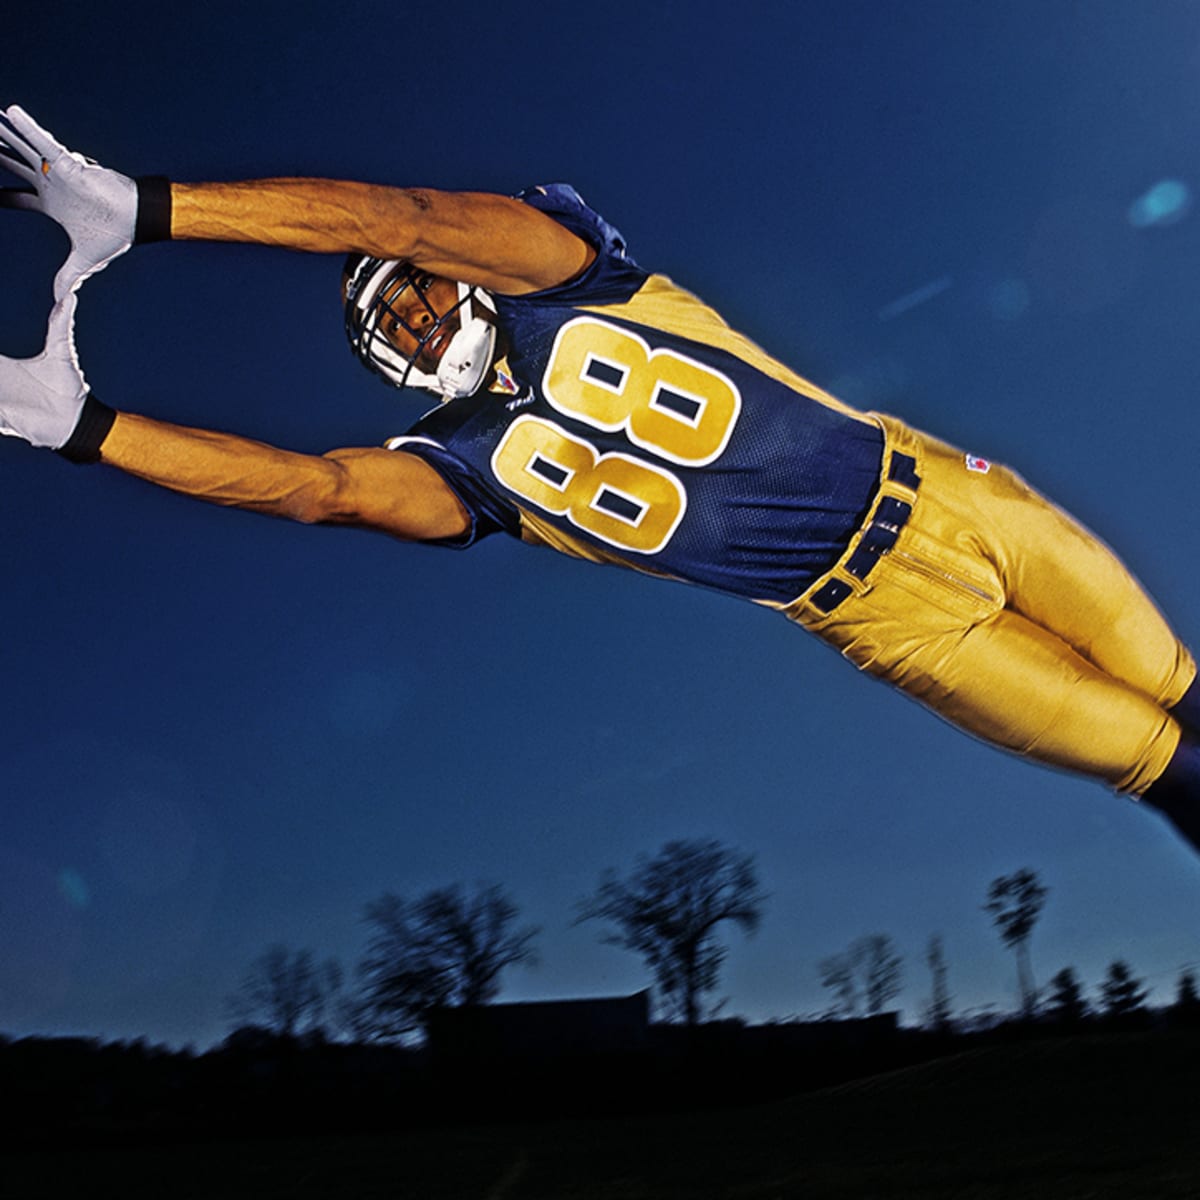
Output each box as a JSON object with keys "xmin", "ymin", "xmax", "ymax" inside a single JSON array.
[
  {"xmin": 490, "ymin": 367, "xmax": 520, "ymax": 396},
  {"xmin": 965, "ymin": 453, "xmax": 991, "ymax": 474}
]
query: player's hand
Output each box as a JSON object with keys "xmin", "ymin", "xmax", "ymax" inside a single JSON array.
[
  {"xmin": 0, "ymin": 289, "xmax": 91, "ymax": 450},
  {"xmin": 0, "ymin": 106, "xmax": 140, "ymax": 300}
]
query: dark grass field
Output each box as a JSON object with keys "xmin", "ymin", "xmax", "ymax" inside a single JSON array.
[{"xmin": 9, "ymin": 1032, "xmax": 1200, "ymax": 1199}]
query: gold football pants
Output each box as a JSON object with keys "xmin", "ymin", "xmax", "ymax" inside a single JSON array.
[{"xmin": 781, "ymin": 415, "xmax": 1195, "ymax": 794}]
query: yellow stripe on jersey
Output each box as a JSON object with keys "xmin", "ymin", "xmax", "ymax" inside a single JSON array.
[{"xmin": 582, "ymin": 274, "xmax": 879, "ymax": 430}]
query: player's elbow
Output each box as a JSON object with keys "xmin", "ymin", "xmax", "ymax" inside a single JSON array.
[
  {"xmin": 314, "ymin": 446, "xmax": 471, "ymax": 541},
  {"xmin": 287, "ymin": 457, "xmax": 356, "ymax": 526},
  {"xmin": 268, "ymin": 457, "xmax": 355, "ymax": 526}
]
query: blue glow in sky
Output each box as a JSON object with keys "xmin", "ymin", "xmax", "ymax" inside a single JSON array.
[
  {"xmin": 3, "ymin": 0, "xmax": 1200, "ymax": 1048},
  {"xmin": 1129, "ymin": 179, "xmax": 1192, "ymax": 228},
  {"xmin": 878, "ymin": 276, "xmax": 954, "ymax": 322}
]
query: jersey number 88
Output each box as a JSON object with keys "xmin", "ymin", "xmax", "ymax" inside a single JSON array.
[{"xmin": 492, "ymin": 318, "xmax": 742, "ymax": 554}]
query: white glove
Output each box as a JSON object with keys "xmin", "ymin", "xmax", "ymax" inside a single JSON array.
[
  {"xmin": 0, "ymin": 106, "xmax": 156, "ymax": 301},
  {"xmin": 0, "ymin": 289, "xmax": 93, "ymax": 451}
]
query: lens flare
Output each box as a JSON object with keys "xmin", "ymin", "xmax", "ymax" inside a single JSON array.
[
  {"xmin": 877, "ymin": 275, "xmax": 953, "ymax": 321},
  {"xmin": 989, "ymin": 278, "xmax": 1031, "ymax": 321},
  {"xmin": 57, "ymin": 868, "xmax": 90, "ymax": 909},
  {"xmin": 1128, "ymin": 180, "xmax": 1191, "ymax": 228}
]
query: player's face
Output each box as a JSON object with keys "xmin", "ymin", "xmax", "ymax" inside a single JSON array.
[{"xmin": 376, "ymin": 273, "xmax": 463, "ymax": 374}]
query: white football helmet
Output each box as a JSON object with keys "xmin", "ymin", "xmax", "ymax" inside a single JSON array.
[{"xmin": 342, "ymin": 255, "xmax": 498, "ymax": 401}]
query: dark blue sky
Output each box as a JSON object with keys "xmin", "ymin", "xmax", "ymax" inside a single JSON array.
[{"xmin": 4, "ymin": 1, "xmax": 1200, "ymax": 1047}]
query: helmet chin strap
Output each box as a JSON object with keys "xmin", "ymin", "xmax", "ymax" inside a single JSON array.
[{"xmin": 432, "ymin": 282, "xmax": 497, "ymax": 401}]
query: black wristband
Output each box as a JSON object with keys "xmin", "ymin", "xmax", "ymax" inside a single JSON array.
[
  {"xmin": 134, "ymin": 176, "xmax": 172, "ymax": 243},
  {"xmin": 58, "ymin": 394, "xmax": 117, "ymax": 464}
]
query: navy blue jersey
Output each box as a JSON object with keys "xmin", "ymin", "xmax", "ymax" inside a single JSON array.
[{"xmin": 389, "ymin": 184, "xmax": 884, "ymax": 605}]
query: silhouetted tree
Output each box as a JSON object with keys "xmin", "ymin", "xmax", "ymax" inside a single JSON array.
[
  {"xmin": 1177, "ymin": 971, "xmax": 1200, "ymax": 1006},
  {"xmin": 1045, "ymin": 967, "xmax": 1089, "ymax": 1026},
  {"xmin": 357, "ymin": 883, "xmax": 539, "ymax": 1040},
  {"xmin": 924, "ymin": 934, "xmax": 953, "ymax": 1031},
  {"xmin": 225, "ymin": 945, "xmax": 342, "ymax": 1037},
  {"xmin": 577, "ymin": 839, "xmax": 766, "ymax": 1026},
  {"xmin": 820, "ymin": 934, "xmax": 903, "ymax": 1019},
  {"xmin": 855, "ymin": 934, "xmax": 903, "ymax": 1016},
  {"xmin": 1172, "ymin": 969, "xmax": 1200, "ymax": 1028},
  {"xmin": 983, "ymin": 868, "xmax": 1048, "ymax": 1019},
  {"xmin": 818, "ymin": 952, "xmax": 859, "ymax": 1018},
  {"xmin": 1100, "ymin": 960, "xmax": 1149, "ymax": 1024},
  {"xmin": 1178, "ymin": 970, "xmax": 1200, "ymax": 1005}
]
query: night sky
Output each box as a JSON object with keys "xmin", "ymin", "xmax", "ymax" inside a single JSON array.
[{"xmin": 4, "ymin": 1, "xmax": 1200, "ymax": 1049}]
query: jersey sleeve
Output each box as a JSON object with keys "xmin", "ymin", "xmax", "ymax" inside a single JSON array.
[
  {"xmin": 384, "ymin": 434, "xmax": 523, "ymax": 549},
  {"xmin": 512, "ymin": 183, "xmax": 647, "ymax": 305}
]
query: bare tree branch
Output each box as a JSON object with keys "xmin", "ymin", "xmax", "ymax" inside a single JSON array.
[
  {"xmin": 356, "ymin": 883, "xmax": 539, "ymax": 1040},
  {"xmin": 225, "ymin": 945, "xmax": 342, "ymax": 1037},
  {"xmin": 577, "ymin": 839, "xmax": 766, "ymax": 1026},
  {"xmin": 983, "ymin": 868, "xmax": 1048, "ymax": 1019}
]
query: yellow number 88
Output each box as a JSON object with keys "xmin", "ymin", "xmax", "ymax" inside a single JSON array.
[
  {"xmin": 491, "ymin": 416, "xmax": 686, "ymax": 555},
  {"xmin": 543, "ymin": 317, "xmax": 741, "ymax": 466}
]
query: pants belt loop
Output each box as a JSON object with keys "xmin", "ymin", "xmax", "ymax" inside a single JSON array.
[{"xmin": 802, "ymin": 435, "xmax": 923, "ymax": 616}]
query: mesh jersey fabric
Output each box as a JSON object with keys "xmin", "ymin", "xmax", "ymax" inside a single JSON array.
[{"xmin": 388, "ymin": 183, "xmax": 885, "ymax": 606}]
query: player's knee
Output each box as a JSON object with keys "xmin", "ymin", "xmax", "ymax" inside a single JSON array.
[
  {"xmin": 1170, "ymin": 676, "xmax": 1200, "ymax": 738},
  {"xmin": 1142, "ymin": 737, "xmax": 1200, "ymax": 854}
]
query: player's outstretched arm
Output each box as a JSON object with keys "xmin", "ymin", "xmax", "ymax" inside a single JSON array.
[
  {"xmin": 169, "ymin": 180, "xmax": 593, "ymax": 295},
  {"xmin": 99, "ymin": 413, "xmax": 472, "ymax": 541},
  {"xmin": 0, "ymin": 276, "xmax": 460, "ymax": 539},
  {"xmin": 0, "ymin": 101, "xmax": 591, "ymax": 297}
]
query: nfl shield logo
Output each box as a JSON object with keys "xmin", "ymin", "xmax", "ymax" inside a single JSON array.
[
  {"xmin": 494, "ymin": 367, "xmax": 520, "ymax": 395},
  {"xmin": 965, "ymin": 453, "xmax": 991, "ymax": 474}
]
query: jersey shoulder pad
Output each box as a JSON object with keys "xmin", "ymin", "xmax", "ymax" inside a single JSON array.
[
  {"xmin": 387, "ymin": 398, "xmax": 522, "ymax": 547},
  {"xmin": 515, "ymin": 183, "xmax": 632, "ymax": 261},
  {"xmin": 510, "ymin": 183, "xmax": 646, "ymax": 305}
]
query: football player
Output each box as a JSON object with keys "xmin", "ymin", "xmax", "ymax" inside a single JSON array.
[{"xmin": 2, "ymin": 106, "xmax": 1199, "ymax": 852}]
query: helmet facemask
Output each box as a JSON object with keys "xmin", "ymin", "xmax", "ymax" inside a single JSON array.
[{"xmin": 342, "ymin": 256, "xmax": 498, "ymax": 401}]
